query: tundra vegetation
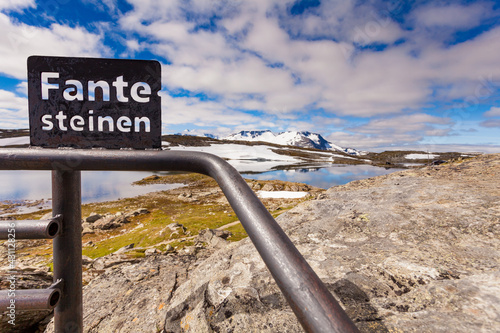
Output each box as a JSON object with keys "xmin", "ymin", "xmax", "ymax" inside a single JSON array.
[{"xmin": 2, "ymin": 172, "xmax": 323, "ymax": 270}]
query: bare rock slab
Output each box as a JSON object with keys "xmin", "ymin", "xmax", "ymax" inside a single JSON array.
[{"xmin": 44, "ymin": 154, "xmax": 500, "ymax": 332}]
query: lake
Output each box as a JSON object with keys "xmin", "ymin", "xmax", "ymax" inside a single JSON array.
[
  {"xmin": 0, "ymin": 170, "xmax": 182, "ymax": 215},
  {"xmin": 0, "ymin": 164, "xmax": 402, "ymax": 215},
  {"xmin": 241, "ymin": 164, "xmax": 401, "ymax": 189}
]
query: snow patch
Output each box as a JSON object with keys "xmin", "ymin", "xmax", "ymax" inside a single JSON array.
[
  {"xmin": 167, "ymin": 143, "xmax": 301, "ymax": 173},
  {"xmin": 405, "ymin": 153, "xmax": 440, "ymax": 160},
  {"xmin": 257, "ymin": 191, "xmax": 309, "ymax": 199},
  {"xmin": 168, "ymin": 143, "xmax": 298, "ymax": 162},
  {"xmin": 223, "ymin": 130, "xmax": 360, "ymax": 155},
  {"xmin": 0, "ymin": 136, "xmax": 30, "ymax": 146}
]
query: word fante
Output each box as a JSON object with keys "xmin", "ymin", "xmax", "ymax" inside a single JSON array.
[{"xmin": 41, "ymin": 72, "xmax": 152, "ymax": 103}]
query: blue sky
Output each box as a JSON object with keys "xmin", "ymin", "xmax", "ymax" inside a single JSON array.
[{"xmin": 0, "ymin": 0, "xmax": 499, "ymax": 152}]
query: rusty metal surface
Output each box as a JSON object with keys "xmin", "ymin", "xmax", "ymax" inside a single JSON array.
[
  {"xmin": 0, "ymin": 215, "xmax": 61, "ymax": 239},
  {"xmin": 52, "ymin": 170, "xmax": 83, "ymax": 332},
  {"xmin": 0, "ymin": 287, "xmax": 61, "ymax": 310},
  {"xmin": 0, "ymin": 148, "xmax": 359, "ymax": 333}
]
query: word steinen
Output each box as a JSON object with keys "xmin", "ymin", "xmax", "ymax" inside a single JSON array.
[{"xmin": 40, "ymin": 72, "xmax": 152, "ymax": 133}]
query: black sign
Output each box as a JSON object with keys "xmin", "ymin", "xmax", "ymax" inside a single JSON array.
[{"xmin": 28, "ymin": 56, "xmax": 161, "ymax": 149}]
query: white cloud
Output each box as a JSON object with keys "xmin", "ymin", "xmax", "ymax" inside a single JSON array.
[
  {"xmin": 0, "ymin": 0, "xmax": 497, "ymax": 150},
  {"xmin": 0, "ymin": 0, "xmax": 35, "ymax": 11},
  {"xmin": 0, "ymin": 13, "xmax": 110, "ymax": 79},
  {"xmin": 16, "ymin": 81, "xmax": 27, "ymax": 95},
  {"xmin": 413, "ymin": 3, "xmax": 488, "ymax": 29},
  {"xmin": 81, "ymin": 0, "xmax": 116, "ymax": 13},
  {"xmin": 0, "ymin": 88, "xmax": 26, "ymax": 108},
  {"xmin": 353, "ymin": 113, "xmax": 451, "ymax": 134},
  {"xmin": 480, "ymin": 119, "xmax": 500, "ymax": 128},
  {"xmin": 279, "ymin": 0, "xmax": 405, "ymax": 45},
  {"xmin": 160, "ymin": 92, "xmax": 266, "ymax": 129},
  {"xmin": 484, "ymin": 106, "xmax": 500, "ymax": 117},
  {"xmin": 326, "ymin": 113, "xmax": 453, "ymax": 150},
  {"xmin": 116, "ymin": 0, "xmax": 500, "ymax": 125},
  {"xmin": 376, "ymin": 143, "xmax": 500, "ymax": 154},
  {"xmin": 0, "ymin": 89, "xmax": 28, "ymax": 128}
]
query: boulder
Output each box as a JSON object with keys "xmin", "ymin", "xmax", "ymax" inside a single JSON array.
[
  {"xmin": 85, "ymin": 213, "xmax": 102, "ymax": 223},
  {"xmin": 167, "ymin": 222, "xmax": 186, "ymax": 233},
  {"xmin": 92, "ymin": 255, "xmax": 141, "ymax": 271},
  {"xmin": 93, "ymin": 214, "xmax": 129, "ymax": 230},
  {"xmin": 125, "ymin": 208, "xmax": 150, "ymax": 219},
  {"xmin": 114, "ymin": 243, "xmax": 135, "ymax": 255},
  {"xmin": 82, "ymin": 227, "xmax": 95, "ymax": 235},
  {"xmin": 144, "ymin": 248, "xmax": 160, "ymax": 256},
  {"xmin": 195, "ymin": 229, "xmax": 231, "ymax": 249},
  {"xmin": 44, "ymin": 254, "xmax": 201, "ymax": 333}
]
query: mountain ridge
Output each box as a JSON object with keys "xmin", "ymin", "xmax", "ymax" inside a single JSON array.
[{"xmin": 223, "ymin": 130, "xmax": 361, "ymax": 155}]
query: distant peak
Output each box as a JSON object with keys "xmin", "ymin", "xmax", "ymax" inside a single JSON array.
[{"xmin": 223, "ymin": 130, "xmax": 360, "ymax": 155}]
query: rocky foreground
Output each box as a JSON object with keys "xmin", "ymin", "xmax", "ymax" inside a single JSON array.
[{"xmin": 4, "ymin": 154, "xmax": 500, "ymax": 332}]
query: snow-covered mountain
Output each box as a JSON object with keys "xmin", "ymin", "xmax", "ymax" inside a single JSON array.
[{"xmin": 223, "ymin": 130, "xmax": 360, "ymax": 155}]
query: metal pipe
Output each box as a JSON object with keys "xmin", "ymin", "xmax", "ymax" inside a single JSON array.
[
  {"xmin": 52, "ymin": 170, "xmax": 83, "ymax": 333},
  {"xmin": 0, "ymin": 288, "xmax": 61, "ymax": 310},
  {"xmin": 0, "ymin": 215, "xmax": 61, "ymax": 239},
  {"xmin": 0, "ymin": 148, "xmax": 359, "ymax": 333}
]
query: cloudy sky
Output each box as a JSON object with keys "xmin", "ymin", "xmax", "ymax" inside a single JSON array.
[{"xmin": 0, "ymin": 0, "xmax": 499, "ymax": 152}]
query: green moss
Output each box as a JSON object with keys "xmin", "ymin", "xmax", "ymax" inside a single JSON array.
[
  {"xmin": 225, "ymin": 223, "xmax": 248, "ymax": 242},
  {"xmin": 82, "ymin": 218, "xmax": 174, "ymax": 259},
  {"xmin": 133, "ymin": 172, "xmax": 216, "ymax": 186},
  {"xmin": 9, "ymin": 172, "xmax": 319, "ymax": 261},
  {"xmin": 129, "ymin": 250, "xmax": 146, "ymax": 258},
  {"xmin": 10, "ymin": 209, "xmax": 51, "ymax": 220},
  {"xmin": 359, "ymin": 214, "xmax": 370, "ymax": 222}
]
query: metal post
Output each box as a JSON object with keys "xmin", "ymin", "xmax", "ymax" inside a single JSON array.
[
  {"xmin": 52, "ymin": 170, "xmax": 82, "ymax": 333},
  {"xmin": 0, "ymin": 215, "xmax": 61, "ymax": 239}
]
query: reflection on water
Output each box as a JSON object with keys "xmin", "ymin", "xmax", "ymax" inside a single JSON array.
[
  {"xmin": 242, "ymin": 165, "xmax": 402, "ymax": 189},
  {"xmin": 0, "ymin": 170, "xmax": 181, "ymax": 203},
  {"xmin": 0, "ymin": 164, "xmax": 402, "ymax": 207}
]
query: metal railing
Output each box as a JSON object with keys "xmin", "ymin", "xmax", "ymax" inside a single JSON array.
[{"xmin": 0, "ymin": 148, "xmax": 359, "ymax": 333}]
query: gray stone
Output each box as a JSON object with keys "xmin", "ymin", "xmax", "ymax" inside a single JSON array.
[
  {"xmin": 195, "ymin": 229, "xmax": 231, "ymax": 249},
  {"xmin": 82, "ymin": 227, "xmax": 95, "ymax": 235},
  {"xmin": 81, "ymin": 222, "xmax": 93, "ymax": 230},
  {"xmin": 93, "ymin": 215, "xmax": 128, "ymax": 230},
  {"xmin": 145, "ymin": 248, "xmax": 160, "ymax": 256},
  {"xmin": 82, "ymin": 255, "xmax": 94, "ymax": 265},
  {"xmin": 114, "ymin": 243, "xmax": 135, "ymax": 255},
  {"xmin": 125, "ymin": 208, "xmax": 150, "ymax": 218},
  {"xmin": 261, "ymin": 183, "xmax": 275, "ymax": 191},
  {"xmin": 167, "ymin": 222, "xmax": 186, "ymax": 232},
  {"xmin": 44, "ymin": 255, "xmax": 198, "ymax": 333},
  {"xmin": 135, "ymin": 208, "xmax": 150, "ymax": 215},
  {"xmin": 92, "ymin": 255, "xmax": 140, "ymax": 271},
  {"xmin": 85, "ymin": 212, "xmax": 102, "ymax": 223}
]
